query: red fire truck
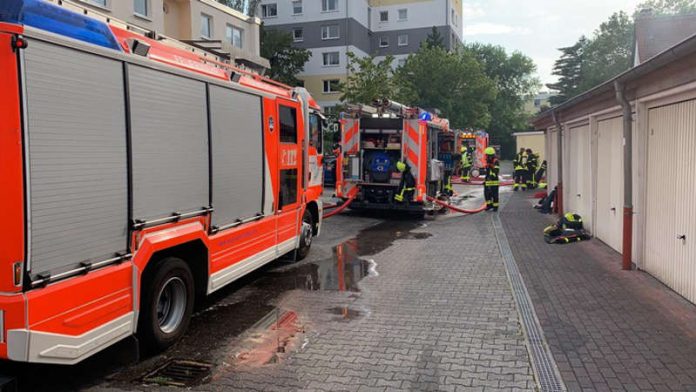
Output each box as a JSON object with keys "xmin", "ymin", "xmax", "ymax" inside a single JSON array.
[
  {"xmin": 456, "ymin": 129, "xmax": 490, "ymax": 172},
  {"xmin": 0, "ymin": 0, "xmax": 324, "ymax": 364},
  {"xmin": 335, "ymin": 100, "xmax": 453, "ymax": 215}
]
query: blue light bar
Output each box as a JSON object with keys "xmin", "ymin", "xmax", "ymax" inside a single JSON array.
[
  {"xmin": 419, "ymin": 111, "xmax": 433, "ymax": 121},
  {"xmin": 0, "ymin": 0, "xmax": 121, "ymax": 51}
]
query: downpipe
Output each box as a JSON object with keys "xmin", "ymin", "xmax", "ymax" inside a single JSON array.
[
  {"xmin": 615, "ymin": 81, "xmax": 633, "ymax": 271},
  {"xmin": 552, "ymin": 110, "xmax": 564, "ymax": 215}
]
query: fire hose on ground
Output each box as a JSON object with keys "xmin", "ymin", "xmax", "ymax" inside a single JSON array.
[
  {"xmin": 322, "ymin": 194, "xmax": 356, "ymax": 219},
  {"xmin": 426, "ymin": 196, "xmax": 488, "ymax": 215}
]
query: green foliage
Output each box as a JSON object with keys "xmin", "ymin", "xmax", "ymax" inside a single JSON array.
[
  {"xmin": 393, "ymin": 45, "xmax": 497, "ymax": 130},
  {"xmin": 424, "ymin": 27, "xmax": 445, "ymax": 49},
  {"xmin": 460, "ymin": 44, "xmax": 539, "ymax": 158},
  {"xmin": 635, "ymin": 0, "xmax": 696, "ymax": 16},
  {"xmin": 260, "ymin": 25, "xmax": 311, "ymax": 86},
  {"xmin": 548, "ymin": 1, "xmax": 696, "ymax": 105},
  {"xmin": 340, "ymin": 52, "xmax": 395, "ymax": 105}
]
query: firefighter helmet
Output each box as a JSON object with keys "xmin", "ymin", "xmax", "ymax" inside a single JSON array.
[
  {"xmin": 485, "ymin": 147, "xmax": 496, "ymax": 155},
  {"xmin": 396, "ymin": 161, "xmax": 407, "ymax": 172}
]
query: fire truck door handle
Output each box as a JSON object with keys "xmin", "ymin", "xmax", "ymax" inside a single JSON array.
[
  {"xmin": 677, "ymin": 234, "xmax": 686, "ymax": 241},
  {"xmin": 576, "ymin": 194, "xmax": 581, "ymax": 197},
  {"xmin": 610, "ymin": 207, "xmax": 616, "ymax": 212}
]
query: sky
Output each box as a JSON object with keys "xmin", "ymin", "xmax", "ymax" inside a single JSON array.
[{"xmin": 461, "ymin": 0, "xmax": 644, "ymax": 89}]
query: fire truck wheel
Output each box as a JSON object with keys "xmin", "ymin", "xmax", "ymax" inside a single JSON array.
[
  {"xmin": 139, "ymin": 257, "xmax": 195, "ymax": 352},
  {"xmin": 294, "ymin": 210, "xmax": 314, "ymax": 262}
]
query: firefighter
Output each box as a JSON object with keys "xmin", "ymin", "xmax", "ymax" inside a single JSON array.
[
  {"xmin": 460, "ymin": 146, "xmax": 472, "ymax": 182},
  {"xmin": 394, "ymin": 161, "xmax": 416, "ymax": 203},
  {"xmin": 535, "ymin": 160, "xmax": 547, "ymax": 186},
  {"xmin": 483, "ymin": 147, "xmax": 500, "ymax": 211},
  {"xmin": 512, "ymin": 147, "xmax": 527, "ymax": 192},
  {"xmin": 526, "ymin": 148, "xmax": 539, "ymax": 189}
]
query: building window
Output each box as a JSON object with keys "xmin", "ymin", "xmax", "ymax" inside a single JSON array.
[
  {"xmin": 451, "ymin": 9, "xmax": 455, "ymax": 24},
  {"xmin": 380, "ymin": 11, "xmax": 388, "ymax": 22},
  {"xmin": 321, "ymin": 25, "xmax": 340, "ymax": 40},
  {"xmin": 200, "ymin": 14, "xmax": 212, "ymax": 39},
  {"xmin": 292, "ymin": 0, "xmax": 302, "ymax": 15},
  {"xmin": 261, "ymin": 3, "xmax": 277, "ymax": 18},
  {"xmin": 293, "ymin": 28, "xmax": 304, "ymax": 42},
  {"xmin": 398, "ymin": 34, "xmax": 408, "ymax": 46},
  {"xmin": 226, "ymin": 25, "xmax": 244, "ymax": 48},
  {"xmin": 322, "ymin": 52, "xmax": 340, "ymax": 66},
  {"xmin": 323, "ymin": 79, "xmax": 340, "ymax": 93},
  {"xmin": 87, "ymin": 0, "xmax": 108, "ymax": 8},
  {"xmin": 322, "ymin": 0, "xmax": 338, "ymax": 12},
  {"xmin": 398, "ymin": 8, "xmax": 407, "ymax": 21},
  {"xmin": 379, "ymin": 36, "xmax": 389, "ymax": 47},
  {"xmin": 134, "ymin": 0, "xmax": 148, "ymax": 16}
]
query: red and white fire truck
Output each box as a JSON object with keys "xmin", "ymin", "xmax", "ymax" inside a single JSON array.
[
  {"xmin": 0, "ymin": 0, "xmax": 324, "ymax": 364},
  {"xmin": 335, "ymin": 99, "xmax": 453, "ymax": 215},
  {"xmin": 456, "ymin": 129, "xmax": 490, "ymax": 172}
]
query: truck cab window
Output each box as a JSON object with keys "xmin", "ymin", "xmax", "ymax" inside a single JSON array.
[
  {"xmin": 309, "ymin": 113, "xmax": 322, "ymax": 153},
  {"xmin": 279, "ymin": 105, "xmax": 297, "ymax": 143}
]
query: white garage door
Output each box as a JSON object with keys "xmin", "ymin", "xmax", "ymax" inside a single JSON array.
[
  {"xmin": 595, "ymin": 116, "xmax": 624, "ymax": 252},
  {"xmin": 566, "ymin": 124, "xmax": 592, "ymax": 230},
  {"xmin": 646, "ymin": 99, "xmax": 696, "ymax": 304}
]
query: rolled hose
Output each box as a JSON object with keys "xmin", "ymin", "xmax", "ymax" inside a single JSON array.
[
  {"xmin": 322, "ymin": 195, "xmax": 356, "ymax": 219},
  {"xmin": 426, "ymin": 195, "xmax": 488, "ymax": 214}
]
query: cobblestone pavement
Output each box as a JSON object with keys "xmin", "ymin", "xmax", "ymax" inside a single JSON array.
[
  {"xmin": 501, "ymin": 192, "xmax": 696, "ymax": 392},
  {"xmin": 196, "ymin": 193, "xmax": 536, "ymax": 391}
]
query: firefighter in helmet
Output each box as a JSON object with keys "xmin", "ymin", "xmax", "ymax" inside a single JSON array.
[
  {"xmin": 512, "ymin": 147, "xmax": 528, "ymax": 191},
  {"xmin": 460, "ymin": 145, "xmax": 472, "ymax": 182},
  {"xmin": 525, "ymin": 148, "xmax": 539, "ymax": 189},
  {"xmin": 484, "ymin": 147, "xmax": 500, "ymax": 211},
  {"xmin": 394, "ymin": 160, "xmax": 416, "ymax": 203}
]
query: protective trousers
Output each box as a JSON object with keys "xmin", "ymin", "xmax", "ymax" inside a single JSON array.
[
  {"xmin": 484, "ymin": 184, "xmax": 499, "ymax": 210},
  {"xmin": 513, "ymin": 169, "xmax": 527, "ymax": 191}
]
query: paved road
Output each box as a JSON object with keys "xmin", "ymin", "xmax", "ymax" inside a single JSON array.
[{"xmin": 6, "ymin": 181, "xmax": 696, "ymax": 392}]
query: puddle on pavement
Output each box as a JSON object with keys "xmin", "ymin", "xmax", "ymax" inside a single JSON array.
[
  {"xmin": 106, "ymin": 220, "xmax": 432, "ymax": 388},
  {"xmin": 328, "ymin": 306, "xmax": 365, "ymax": 322}
]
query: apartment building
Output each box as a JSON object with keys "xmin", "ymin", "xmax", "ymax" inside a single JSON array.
[
  {"xmin": 259, "ymin": 0, "xmax": 463, "ymax": 110},
  {"xmin": 72, "ymin": 0, "xmax": 268, "ymax": 70}
]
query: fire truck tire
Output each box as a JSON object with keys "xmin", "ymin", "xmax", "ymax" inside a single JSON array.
[
  {"xmin": 294, "ymin": 210, "xmax": 314, "ymax": 262},
  {"xmin": 138, "ymin": 257, "xmax": 195, "ymax": 352}
]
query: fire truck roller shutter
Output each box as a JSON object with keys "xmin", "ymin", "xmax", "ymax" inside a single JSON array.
[
  {"xmin": 23, "ymin": 40, "xmax": 128, "ymax": 278},
  {"xmin": 128, "ymin": 65, "xmax": 209, "ymax": 222},
  {"xmin": 208, "ymin": 85, "xmax": 264, "ymax": 228}
]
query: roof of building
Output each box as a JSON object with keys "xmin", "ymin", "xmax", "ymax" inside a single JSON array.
[
  {"xmin": 533, "ymin": 30, "xmax": 696, "ymax": 128},
  {"xmin": 635, "ymin": 12, "xmax": 696, "ymax": 65}
]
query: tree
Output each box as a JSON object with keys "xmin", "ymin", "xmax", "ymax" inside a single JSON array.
[
  {"xmin": 393, "ymin": 46, "xmax": 496, "ymax": 129},
  {"xmin": 580, "ymin": 12, "xmax": 634, "ymax": 91},
  {"xmin": 462, "ymin": 44, "xmax": 539, "ymax": 158},
  {"xmin": 340, "ymin": 52, "xmax": 395, "ymax": 105},
  {"xmin": 547, "ymin": 37, "xmax": 588, "ymax": 105},
  {"xmin": 547, "ymin": 12, "xmax": 633, "ymax": 105},
  {"xmin": 635, "ymin": 0, "xmax": 696, "ymax": 16},
  {"xmin": 260, "ymin": 25, "xmax": 311, "ymax": 86},
  {"xmin": 424, "ymin": 27, "xmax": 445, "ymax": 49}
]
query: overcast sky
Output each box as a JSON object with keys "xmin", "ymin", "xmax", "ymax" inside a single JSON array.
[{"xmin": 461, "ymin": 0, "xmax": 644, "ymax": 90}]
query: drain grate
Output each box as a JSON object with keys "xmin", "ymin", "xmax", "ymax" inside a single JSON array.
[
  {"xmin": 492, "ymin": 207, "xmax": 566, "ymax": 392},
  {"xmin": 142, "ymin": 360, "xmax": 212, "ymax": 387}
]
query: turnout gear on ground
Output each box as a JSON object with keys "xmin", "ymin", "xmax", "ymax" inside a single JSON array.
[
  {"xmin": 513, "ymin": 149, "xmax": 528, "ymax": 192},
  {"xmin": 526, "ymin": 150, "xmax": 539, "ymax": 189},
  {"xmin": 460, "ymin": 147, "xmax": 472, "ymax": 182},
  {"xmin": 483, "ymin": 153, "xmax": 500, "ymax": 211},
  {"xmin": 395, "ymin": 161, "xmax": 416, "ymax": 203},
  {"xmin": 543, "ymin": 213, "xmax": 591, "ymax": 244}
]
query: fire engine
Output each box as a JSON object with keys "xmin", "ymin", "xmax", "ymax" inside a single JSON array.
[
  {"xmin": 0, "ymin": 0, "xmax": 325, "ymax": 364},
  {"xmin": 456, "ymin": 129, "xmax": 489, "ymax": 172},
  {"xmin": 335, "ymin": 99, "xmax": 453, "ymax": 215}
]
